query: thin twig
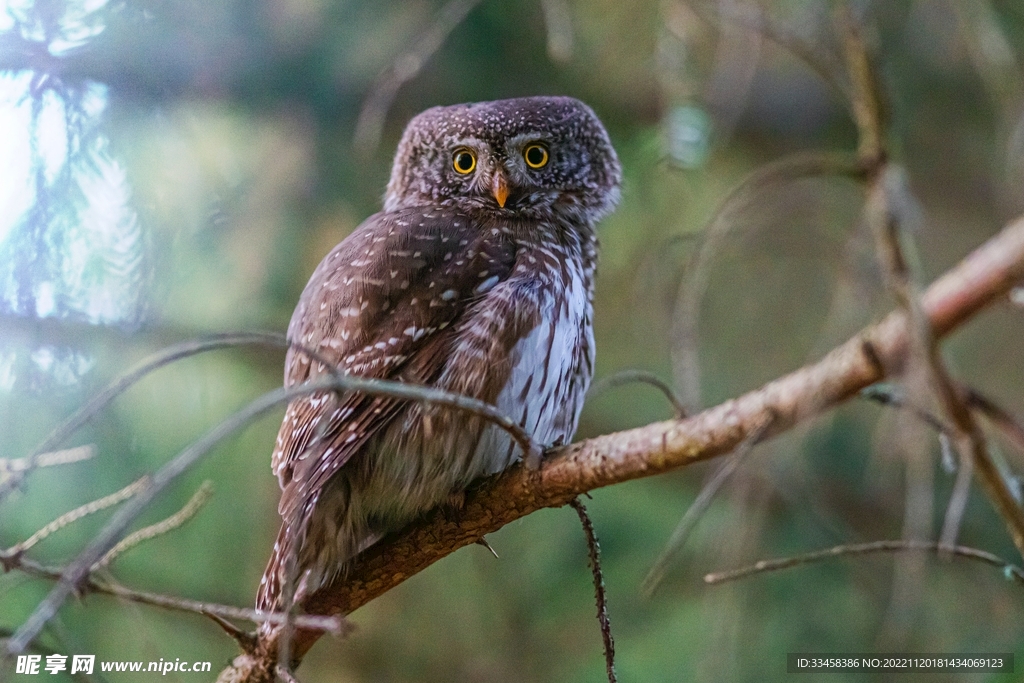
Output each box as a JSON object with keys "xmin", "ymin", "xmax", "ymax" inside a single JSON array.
[
  {"xmin": 274, "ymin": 665, "xmax": 300, "ymax": 683},
  {"xmin": 0, "ymin": 445, "xmax": 96, "ymax": 474},
  {"xmin": 352, "ymin": 0, "xmax": 485, "ymax": 156},
  {"xmin": 569, "ymin": 498, "xmax": 616, "ymax": 683},
  {"xmin": 589, "ymin": 370, "xmax": 687, "ymax": 418},
  {"xmin": 5, "ymin": 371, "xmax": 537, "ymax": 655},
  {"xmin": 672, "ymin": 151, "xmax": 864, "ymax": 410},
  {"xmin": 9, "ymin": 554, "xmax": 342, "ymax": 633},
  {"xmin": 93, "ymin": 481, "xmax": 213, "ymax": 569},
  {"xmin": 837, "ymin": 6, "xmax": 885, "ymax": 164},
  {"xmin": 276, "ymin": 503, "xmax": 305, "ymax": 677},
  {"xmin": 3, "ymin": 329, "xmax": 536, "ymax": 648},
  {"xmin": 941, "ymin": 456, "xmax": 975, "ymax": 548},
  {"xmin": 859, "ymin": 384, "xmax": 977, "ymax": 545},
  {"xmin": 641, "ymin": 414, "xmax": 772, "ymax": 595},
  {"xmin": 0, "ymin": 333, "xmax": 297, "ymax": 502},
  {"xmin": 704, "ymin": 539, "xmax": 1024, "ymax": 585},
  {"xmin": 12, "ymin": 331, "xmax": 537, "ymax": 494},
  {"xmin": 205, "ymin": 611, "xmax": 259, "ymax": 654},
  {"xmin": 678, "ymin": 0, "xmax": 851, "ymax": 105},
  {"xmin": 950, "ymin": 1, "xmax": 1023, "ymax": 114},
  {"xmin": 966, "ymin": 388, "xmax": 1024, "ymax": 457},
  {"xmin": 5, "ymin": 477, "xmax": 149, "ymax": 555},
  {"xmin": 859, "ymin": 384, "xmax": 953, "ymax": 437},
  {"xmin": 0, "ymin": 446, "xmax": 98, "ymax": 503},
  {"xmin": 540, "ymin": 0, "xmax": 573, "ymax": 62},
  {"xmin": 0, "ymin": 627, "xmax": 95, "ymax": 683}
]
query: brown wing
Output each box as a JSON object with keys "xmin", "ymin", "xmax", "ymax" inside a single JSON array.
[{"xmin": 272, "ymin": 208, "xmax": 517, "ymax": 526}]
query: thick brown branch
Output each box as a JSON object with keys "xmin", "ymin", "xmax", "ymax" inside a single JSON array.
[{"xmin": 219, "ymin": 217, "xmax": 1024, "ymax": 683}]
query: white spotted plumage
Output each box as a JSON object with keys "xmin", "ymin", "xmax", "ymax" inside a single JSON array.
[{"xmin": 257, "ymin": 97, "xmax": 620, "ymax": 620}]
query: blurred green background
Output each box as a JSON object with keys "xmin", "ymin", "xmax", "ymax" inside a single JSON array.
[{"xmin": 3, "ymin": 0, "xmax": 1024, "ymax": 681}]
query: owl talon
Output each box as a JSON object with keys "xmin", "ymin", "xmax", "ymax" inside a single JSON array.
[
  {"xmin": 441, "ymin": 490, "xmax": 466, "ymax": 522},
  {"xmin": 525, "ymin": 436, "xmax": 564, "ymax": 470},
  {"xmin": 524, "ymin": 450, "xmax": 542, "ymax": 470},
  {"xmin": 447, "ymin": 490, "xmax": 466, "ymax": 509}
]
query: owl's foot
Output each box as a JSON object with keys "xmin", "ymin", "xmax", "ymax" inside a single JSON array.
[
  {"xmin": 525, "ymin": 436, "xmax": 564, "ymax": 470},
  {"xmin": 441, "ymin": 490, "xmax": 466, "ymax": 522}
]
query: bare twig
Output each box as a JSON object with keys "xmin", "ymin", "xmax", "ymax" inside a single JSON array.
[
  {"xmin": 474, "ymin": 537, "xmax": 499, "ymax": 558},
  {"xmin": 950, "ymin": 1, "xmax": 1023, "ymax": 113},
  {"xmin": 4, "ymin": 330, "xmax": 536, "ymax": 647},
  {"xmin": 0, "ymin": 445, "xmax": 96, "ymax": 475},
  {"xmin": 215, "ymin": 215, "xmax": 1024, "ymax": 683},
  {"xmin": 0, "ymin": 446, "xmax": 98, "ymax": 503},
  {"xmin": 540, "ymin": 0, "xmax": 574, "ymax": 62},
  {"xmin": 93, "ymin": 481, "xmax": 213, "ymax": 569},
  {"xmin": 589, "ymin": 370, "xmax": 687, "ymax": 418},
  {"xmin": 569, "ymin": 498, "xmax": 616, "ymax": 683},
  {"xmin": 837, "ymin": 6, "xmax": 885, "ymax": 164},
  {"xmin": 641, "ymin": 414, "xmax": 773, "ymax": 595},
  {"xmin": 860, "ymin": 384, "xmax": 952, "ymax": 437},
  {"xmin": 703, "ymin": 539, "xmax": 1024, "ymax": 585},
  {"xmin": 10, "ymin": 331, "xmax": 538, "ymax": 495},
  {"xmin": 677, "ymin": 0, "xmax": 850, "ymax": 104},
  {"xmin": 941, "ymin": 456, "xmax": 975, "ymax": 548},
  {"xmin": 9, "ymin": 554, "xmax": 341, "ymax": 633},
  {"xmin": 0, "ymin": 333, "xmax": 295, "ymax": 502},
  {"xmin": 352, "ymin": 0, "xmax": 485, "ymax": 156},
  {"xmin": 205, "ymin": 611, "xmax": 259, "ymax": 654},
  {"xmin": 4, "ymin": 478, "xmax": 149, "ymax": 555},
  {"xmin": 859, "ymin": 383, "xmax": 977, "ymax": 546},
  {"xmin": 966, "ymin": 388, "xmax": 1024, "ymax": 457},
  {"xmin": 0, "ymin": 626, "xmax": 95, "ymax": 683},
  {"xmin": 672, "ymin": 152, "xmax": 864, "ymax": 410}
]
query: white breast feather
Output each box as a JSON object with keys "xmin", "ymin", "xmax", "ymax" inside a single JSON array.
[{"xmin": 473, "ymin": 256, "xmax": 593, "ymax": 475}]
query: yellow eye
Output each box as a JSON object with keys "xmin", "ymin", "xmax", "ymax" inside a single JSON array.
[
  {"xmin": 452, "ymin": 148, "xmax": 476, "ymax": 174},
  {"xmin": 523, "ymin": 143, "xmax": 549, "ymax": 169}
]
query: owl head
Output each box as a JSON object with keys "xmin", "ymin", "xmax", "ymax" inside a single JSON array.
[{"xmin": 384, "ymin": 96, "xmax": 622, "ymax": 225}]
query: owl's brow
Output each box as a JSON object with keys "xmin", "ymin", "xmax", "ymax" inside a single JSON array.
[
  {"xmin": 446, "ymin": 135, "xmax": 489, "ymax": 150},
  {"xmin": 505, "ymin": 132, "xmax": 552, "ymax": 149}
]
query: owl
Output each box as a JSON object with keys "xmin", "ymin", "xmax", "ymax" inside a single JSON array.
[{"xmin": 256, "ymin": 96, "xmax": 622, "ymax": 615}]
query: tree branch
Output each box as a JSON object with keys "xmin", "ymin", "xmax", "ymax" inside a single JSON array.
[
  {"xmin": 219, "ymin": 216, "xmax": 1024, "ymax": 683},
  {"xmin": 702, "ymin": 540, "xmax": 1024, "ymax": 586},
  {"xmin": 8, "ymin": 555, "xmax": 342, "ymax": 634}
]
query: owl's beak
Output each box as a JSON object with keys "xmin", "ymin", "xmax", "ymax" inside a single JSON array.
[{"xmin": 491, "ymin": 172, "xmax": 509, "ymax": 208}]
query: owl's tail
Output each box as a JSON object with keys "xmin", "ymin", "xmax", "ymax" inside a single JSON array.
[
  {"xmin": 256, "ymin": 524, "xmax": 284, "ymax": 612},
  {"xmin": 256, "ymin": 529, "xmax": 382, "ymax": 640},
  {"xmin": 255, "ymin": 523, "xmax": 313, "ymax": 637}
]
